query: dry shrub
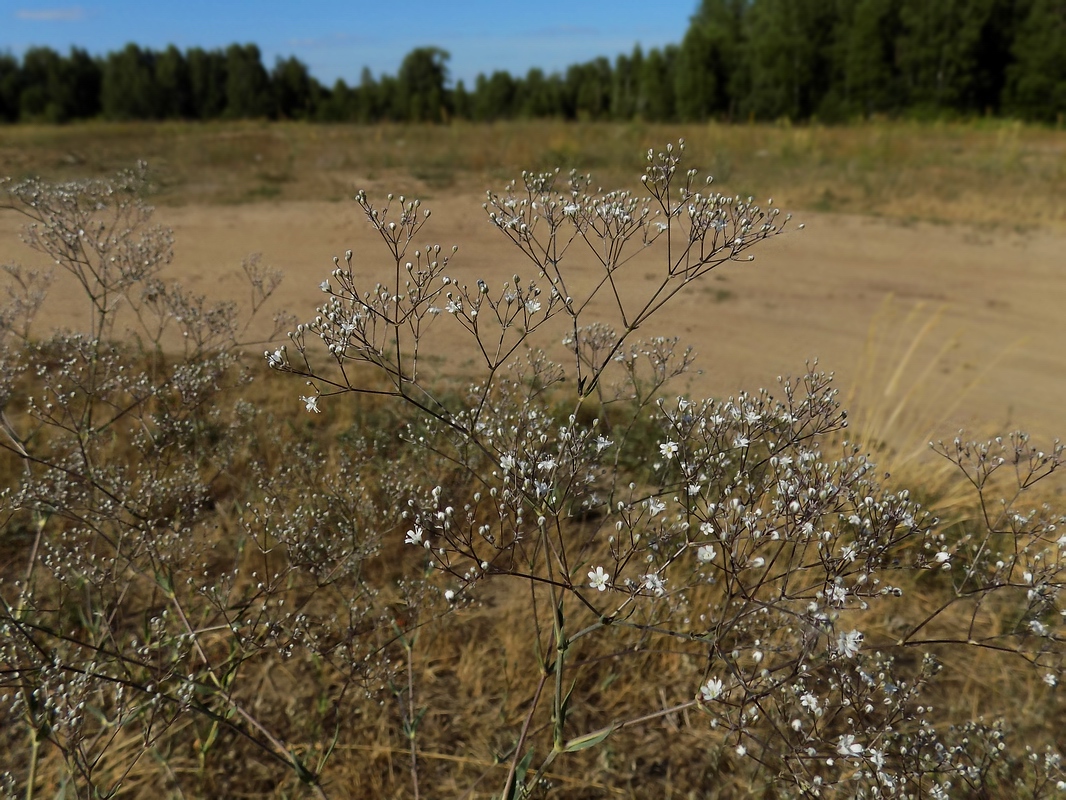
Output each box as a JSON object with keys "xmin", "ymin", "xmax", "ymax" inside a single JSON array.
[{"xmin": 0, "ymin": 145, "xmax": 1062, "ymax": 800}]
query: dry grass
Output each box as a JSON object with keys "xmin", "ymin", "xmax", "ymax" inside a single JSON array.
[
  {"xmin": 1, "ymin": 119, "xmax": 1063, "ymax": 228},
  {"xmin": 2, "ymin": 122, "xmax": 1063, "ymax": 798}
]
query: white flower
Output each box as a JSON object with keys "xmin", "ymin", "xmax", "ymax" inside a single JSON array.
[
  {"xmin": 837, "ymin": 629, "xmax": 863, "ymax": 658},
  {"xmin": 837, "ymin": 734, "xmax": 864, "ymax": 757},
  {"xmin": 697, "ymin": 544, "xmax": 717, "ymax": 563},
  {"xmin": 525, "ymin": 298, "xmax": 542, "ymax": 314},
  {"xmin": 642, "ymin": 573, "xmax": 666, "ymax": 596},
  {"xmin": 301, "ymin": 395, "xmax": 321, "ymax": 413},
  {"xmin": 405, "ymin": 526, "xmax": 424, "ymax": 546},
  {"xmin": 265, "ymin": 348, "xmax": 285, "ymax": 368},
  {"xmin": 588, "ymin": 566, "xmax": 610, "ymax": 592},
  {"xmin": 659, "ymin": 441, "xmax": 679, "ymax": 459},
  {"xmin": 647, "ymin": 498, "xmax": 666, "ymax": 517},
  {"xmin": 1043, "ymin": 673, "xmax": 1057, "ymax": 687},
  {"xmin": 735, "ymin": 745, "xmax": 747, "ymax": 757},
  {"xmin": 444, "ymin": 589, "xmax": 455, "ymax": 602},
  {"xmin": 320, "ymin": 280, "xmax": 331, "ymax": 293},
  {"xmin": 800, "ymin": 692, "xmax": 821, "ymax": 715},
  {"xmin": 699, "ymin": 677, "xmax": 724, "ymax": 702},
  {"xmin": 595, "ymin": 435, "xmax": 613, "ymax": 453},
  {"xmin": 935, "ymin": 550, "xmax": 951, "ymax": 564}
]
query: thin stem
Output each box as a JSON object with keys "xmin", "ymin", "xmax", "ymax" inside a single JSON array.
[
  {"xmin": 25, "ymin": 728, "xmax": 39, "ymax": 800},
  {"xmin": 406, "ymin": 638, "xmax": 421, "ymax": 800}
]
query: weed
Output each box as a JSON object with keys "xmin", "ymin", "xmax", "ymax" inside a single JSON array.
[{"xmin": 0, "ymin": 144, "xmax": 1062, "ymax": 799}]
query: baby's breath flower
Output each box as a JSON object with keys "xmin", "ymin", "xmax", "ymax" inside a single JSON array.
[
  {"xmin": 801, "ymin": 692, "xmax": 821, "ymax": 715},
  {"xmin": 405, "ymin": 526, "xmax": 425, "ymax": 546},
  {"xmin": 697, "ymin": 544, "xmax": 717, "ymax": 563},
  {"xmin": 837, "ymin": 629, "xmax": 863, "ymax": 659},
  {"xmin": 642, "ymin": 573, "xmax": 666, "ymax": 596},
  {"xmin": 588, "ymin": 566, "xmax": 610, "ymax": 592},
  {"xmin": 265, "ymin": 348, "xmax": 285, "ymax": 368},
  {"xmin": 301, "ymin": 395, "xmax": 321, "ymax": 413},
  {"xmin": 837, "ymin": 734, "xmax": 864, "ymax": 757},
  {"xmin": 659, "ymin": 441, "xmax": 679, "ymax": 459},
  {"xmin": 699, "ymin": 676, "xmax": 724, "ymax": 702}
]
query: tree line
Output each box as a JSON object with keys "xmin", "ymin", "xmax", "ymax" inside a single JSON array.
[{"xmin": 2, "ymin": 0, "xmax": 1064, "ymax": 125}]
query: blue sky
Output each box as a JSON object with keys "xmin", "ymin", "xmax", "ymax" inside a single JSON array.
[{"xmin": 5, "ymin": 2, "xmax": 696, "ymax": 87}]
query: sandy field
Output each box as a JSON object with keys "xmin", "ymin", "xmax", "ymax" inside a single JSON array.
[{"xmin": 2, "ymin": 189, "xmax": 1064, "ymax": 454}]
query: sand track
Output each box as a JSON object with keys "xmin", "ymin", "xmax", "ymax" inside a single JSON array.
[{"xmin": 3, "ymin": 194, "xmax": 1063, "ymax": 446}]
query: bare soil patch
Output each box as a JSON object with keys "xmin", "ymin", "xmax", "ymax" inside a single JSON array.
[{"xmin": 5, "ymin": 191, "xmax": 1063, "ymax": 447}]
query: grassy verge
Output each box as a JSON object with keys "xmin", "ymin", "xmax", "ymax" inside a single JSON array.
[{"xmin": 1, "ymin": 119, "xmax": 1063, "ymax": 227}]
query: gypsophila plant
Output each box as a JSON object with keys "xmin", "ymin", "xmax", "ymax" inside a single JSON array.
[
  {"xmin": 272, "ymin": 141, "xmax": 1064, "ymax": 798},
  {"xmin": 0, "ymin": 166, "xmax": 400, "ymax": 799},
  {"xmin": 0, "ymin": 144, "xmax": 1061, "ymax": 799}
]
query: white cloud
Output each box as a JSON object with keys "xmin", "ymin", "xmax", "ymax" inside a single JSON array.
[{"xmin": 15, "ymin": 6, "xmax": 86, "ymax": 22}]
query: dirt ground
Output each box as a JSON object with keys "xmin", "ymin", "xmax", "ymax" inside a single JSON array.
[{"xmin": 2, "ymin": 190, "xmax": 1064, "ymax": 453}]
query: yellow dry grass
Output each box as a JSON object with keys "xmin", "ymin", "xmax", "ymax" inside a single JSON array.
[
  {"xmin": 1, "ymin": 120, "xmax": 1063, "ymax": 798},
  {"xmin": 1, "ymin": 119, "xmax": 1064, "ymax": 228}
]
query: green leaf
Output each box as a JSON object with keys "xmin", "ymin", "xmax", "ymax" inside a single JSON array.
[
  {"xmin": 562, "ymin": 725, "xmax": 615, "ymax": 753},
  {"xmin": 501, "ymin": 748, "xmax": 535, "ymax": 800},
  {"xmin": 291, "ymin": 754, "xmax": 317, "ymax": 785}
]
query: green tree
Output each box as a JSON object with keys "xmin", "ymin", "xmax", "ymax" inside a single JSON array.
[
  {"xmin": 187, "ymin": 47, "xmax": 228, "ymax": 119},
  {"xmin": 515, "ymin": 68, "xmax": 561, "ymax": 118},
  {"xmin": 1003, "ymin": 0, "xmax": 1066, "ymax": 120},
  {"xmin": 18, "ymin": 47, "xmax": 65, "ymax": 122},
  {"xmin": 272, "ymin": 56, "xmax": 316, "ymax": 120},
  {"xmin": 16, "ymin": 46, "xmax": 98, "ymax": 122},
  {"xmin": 743, "ymin": 0, "xmax": 841, "ymax": 120},
  {"xmin": 377, "ymin": 74, "xmax": 400, "ymax": 120},
  {"xmin": 452, "ymin": 78, "xmax": 472, "ymax": 119},
  {"xmin": 225, "ymin": 43, "xmax": 272, "ymax": 118},
  {"xmin": 315, "ymin": 78, "xmax": 355, "ymax": 121},
  {"xmin": 65, "ymin": 47, "xmax": 102, "ymax": 120},
  {"xmin": 638, "ymin": 46, "xmax": 677, "ymax": 121},
  {"xmin": 610, "ymin": 50, "xmax": 640, "ymax": 120},
  {"xmin": 155, "ymin": 45, "xmax": 192, "ymax": 119},
  {"xmin": 474, "ymin": 71, "xmax": 517, "ymax": 120},
  {"xmin": 101, "ymin": 44, "xmax": 159, "ymax": 120},
  {"xmin": 0, "ymin": 53, "xmax": 21, "ymax": 122},
  {"xmin": 570, "ymin": 57, "xmax": 612, "ymax": 120},
  {"xmin": 349, "ymin": 68, "xmax": 379, "ymax": 122},
  {"xmin": 841, "ymin": 0, "xmax": 903, "ymax": 116},
  {"xmin": 396, "ymin": 47, "xmax": 450, "ymax": 122},
  {"xmin": 897, "ymin": 0, "xmax": 1017, "ymax": 114},
  {"xmin": 675, "ymin": 0, "xmax": 746, "ymax": 120}
]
